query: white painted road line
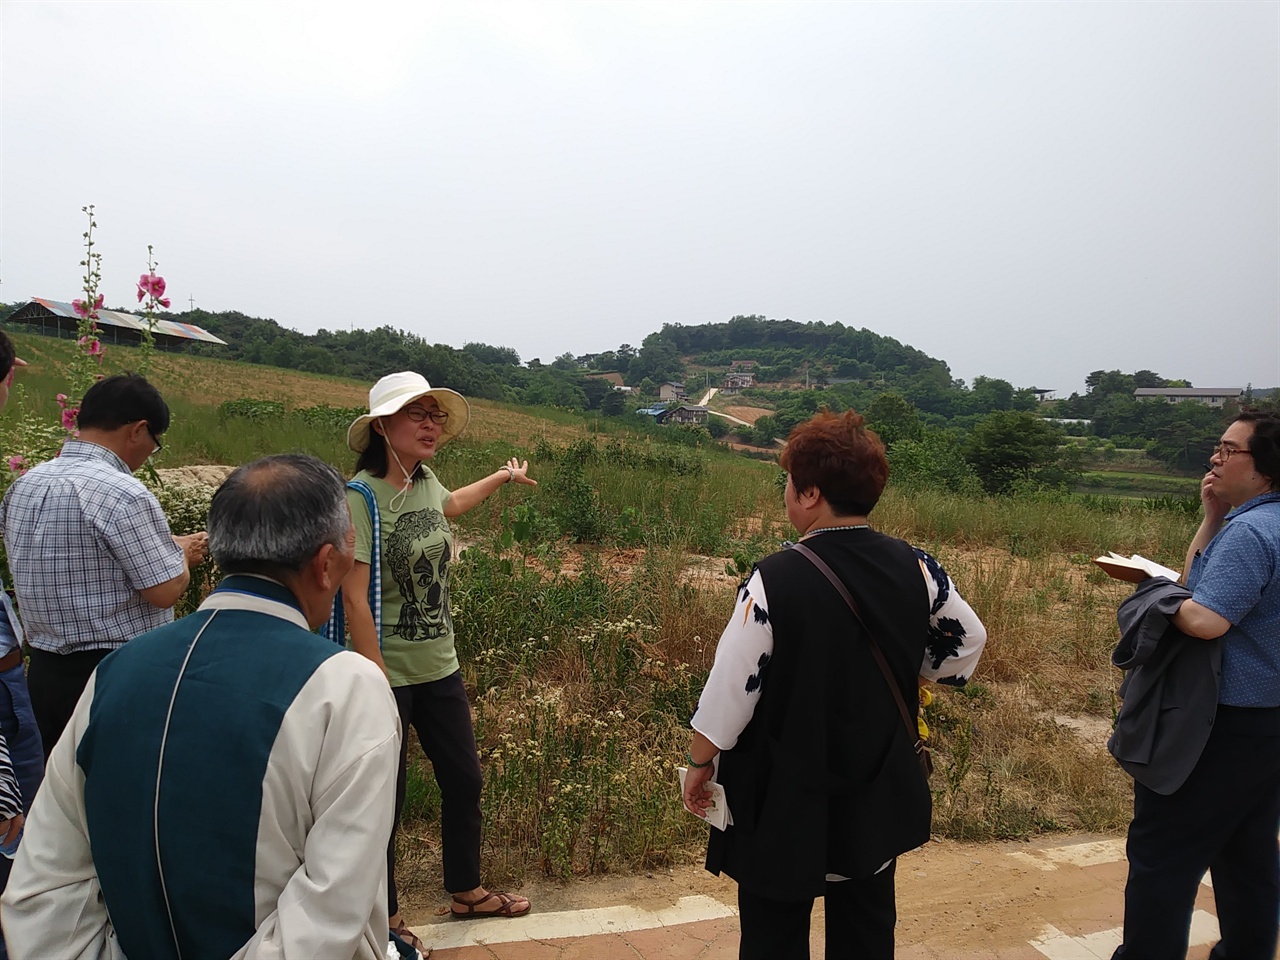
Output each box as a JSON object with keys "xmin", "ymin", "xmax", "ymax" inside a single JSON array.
[
  {"xmin": 1008, "ymin": 838, "xmax": 1128, "ymax": 871},
  {"xmin": 410, "ymin": 894, "xmax": 737, "ymax": 950},
  {"xmin": 1004, "ymin": 836, "xmax": 1220, "ymax": 888},
  {"xmin": 1029, "ymin": 910, "xmax": 1221, "ymax": 960}
]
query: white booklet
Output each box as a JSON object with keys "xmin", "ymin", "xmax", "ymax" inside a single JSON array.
[
  {"xmin": 1092, "ymin": 551, "xmax": 1181, "ymax": 584},
  {"xmin": 678, "ymin": 766, "xmax": 732, "ymax": 831}
]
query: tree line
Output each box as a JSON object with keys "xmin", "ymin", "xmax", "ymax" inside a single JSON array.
[{"xmin": 5, "ymin": 301, "xmax": 1271, "ymax": 494}]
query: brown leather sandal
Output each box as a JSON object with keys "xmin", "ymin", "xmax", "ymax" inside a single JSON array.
[
  {"xmin": 450, "ymin": 890, "xmax": 531, "ymax": 919},
  {"xmin": 391, "ymin": 919, "xmax": 431, "ymax": 958}
]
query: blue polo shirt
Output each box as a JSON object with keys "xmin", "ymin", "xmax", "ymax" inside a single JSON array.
[{"xmin": 1187, "ymin": 491, "xmax": 1280, "ymax": 707}]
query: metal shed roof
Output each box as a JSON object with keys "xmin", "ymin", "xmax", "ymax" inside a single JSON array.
[{"xmin": 12, "ymin": 298, "xmax": 226, "ymax": 345}]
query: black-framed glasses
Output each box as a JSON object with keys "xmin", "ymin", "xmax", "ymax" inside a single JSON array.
[
  {"xmin": 405, "ymin": 407, "xmax": 449, "ymax": 425},
  {"xmin": 146, "ymin": 424, "xmax": 163, "ymax": 454},
  {"xmin": 1212, "ymin": 442, "xmax": 1252, "ymax": 463}
]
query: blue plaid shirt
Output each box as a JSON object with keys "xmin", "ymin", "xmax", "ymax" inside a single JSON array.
[
  {"xmin": 1188, "ymin": 491, "xmax": 1280, "ymax": 707},
  {"xmin": 0, "ymin": 440, "xmax": 187, "ymax": 655}
]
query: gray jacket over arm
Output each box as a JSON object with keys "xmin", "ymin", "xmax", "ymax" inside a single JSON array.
[{"xmin": 1107, "ymin": 577, "xmax": 1221, "ymax": 795}]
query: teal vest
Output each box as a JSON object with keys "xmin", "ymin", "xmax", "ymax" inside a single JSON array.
[{"xmin": 77, "ymin": 575, "xmax": 341, "ymax": 960}]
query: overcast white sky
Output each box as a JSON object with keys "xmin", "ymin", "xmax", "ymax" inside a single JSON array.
[{"xmin": 2, "ymin": 1, "xmax": 1277, "ymax": 394}]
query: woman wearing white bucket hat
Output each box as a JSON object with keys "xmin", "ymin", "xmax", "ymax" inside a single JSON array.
[{"xmin": 339, "ymin": 371, "xmax": 535, "ymax": 949}]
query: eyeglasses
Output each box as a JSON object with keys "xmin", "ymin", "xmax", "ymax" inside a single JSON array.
[
  {"xmin": 1212, "ymin": 442, "xmax": 1252, "ymax": 463},
  {"xmin": 404, "ymin": 407, "xmax": 449, "ymax": 425},
  {"xmin": 146, "ymin": 424, "xmax": 163, "ymax": 454}
]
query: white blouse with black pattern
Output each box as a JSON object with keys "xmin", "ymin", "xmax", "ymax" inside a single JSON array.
[{"xmin": 691, "ymin": 547, "xmax": 987, "ymax": 752}]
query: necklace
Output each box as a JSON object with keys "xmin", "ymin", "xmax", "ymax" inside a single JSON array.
[{"xmin": 802, "ymin": 524, "xmax": 869, "ymax": 538}]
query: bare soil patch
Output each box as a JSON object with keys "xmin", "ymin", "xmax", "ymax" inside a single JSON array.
[{"xmin": 722, "ymin": 405, "xmax": 772, "ymax": 424}]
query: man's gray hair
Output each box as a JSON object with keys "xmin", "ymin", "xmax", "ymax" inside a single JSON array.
[{"xmin": 208, "ymin": 454, "xmax": 350, "ymax": 574}]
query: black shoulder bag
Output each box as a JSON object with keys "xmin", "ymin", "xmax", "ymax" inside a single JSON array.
[{"xmin": 791, "ymin": 542, "xmax": 933, "ymax": 781}]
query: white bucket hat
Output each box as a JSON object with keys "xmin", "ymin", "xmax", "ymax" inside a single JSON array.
[{"xmin": 346, "ymin": 372, "xmax": 470, "ymax": 453}]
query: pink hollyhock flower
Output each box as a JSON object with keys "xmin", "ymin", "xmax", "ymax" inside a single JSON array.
[
  {"xmin": 7, "ymin": 456, "xmax": 24, "ymax": 474},
  {"xmin": 158, "ymin": 297, "xmax": 170, "ymax": 309},
  {"xmin": 61, "ymin": 407, "xmax": 79, "ymax": 432},
  {"xmin": 56, "ymin": 393, "xmax": 68, "ymax": 409},
  {"xmin": 72, "ymin": 294, "xmax": 104, "ymax": 318},
  {"xmin": 87, "ymin": 340, "xmax": 103, "ymax": 357},
  {"xmin": 136, "ymin": 275, "xmax": 167, "ymax": 302}
]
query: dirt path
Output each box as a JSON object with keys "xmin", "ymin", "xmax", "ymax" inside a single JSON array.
[{"xmin": 401, "ymin": 832, "xmax": 1243, "ymax": 958}]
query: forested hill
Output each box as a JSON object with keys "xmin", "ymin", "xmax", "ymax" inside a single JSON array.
[
  {"xmin": 654, "ymin": 315, "xmax": 949, "ymax": 383},
  {"xmin": 0, "ymin": 303, "xmax": 961, "ymax": 410}
]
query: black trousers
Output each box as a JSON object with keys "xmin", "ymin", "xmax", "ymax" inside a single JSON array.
[
  {"xmin": 387, "ymin": 669, "xmax": 483, "ymax": 915},
  {"xmin": 25, "ymin": 646, "xmax": 112, "ymax": 759},
  {"xmin": 737, "ymin": 860, "xmax": 897, "ymax": 960},
  {"xmin": 1113, "ymin": 706, "xmax": 1280, "ymax": 960}
]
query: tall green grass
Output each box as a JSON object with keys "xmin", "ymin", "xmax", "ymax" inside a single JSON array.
[{"xmin": 877, "ymin": 487, "xmax": 1195, "ymax": 569}]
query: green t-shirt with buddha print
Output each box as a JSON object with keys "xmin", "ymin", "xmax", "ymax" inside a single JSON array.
[{"xmin": 348, "ymin": 468, "xmax": 459, "ymax": 687}]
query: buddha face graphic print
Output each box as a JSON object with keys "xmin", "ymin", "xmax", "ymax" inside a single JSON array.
[{"xmin": 384, "ymin": 505, "xmax": 453, "ymax": 642}]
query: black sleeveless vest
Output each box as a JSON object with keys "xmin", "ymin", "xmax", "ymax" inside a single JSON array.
[{"xmin": 705, "ymin": 529, "xmax": 932, "ymax": 898}]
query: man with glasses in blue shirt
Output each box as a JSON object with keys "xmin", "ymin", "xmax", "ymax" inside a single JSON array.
[
  {"xmin": 0, "ymin": 373, "xmax": 208, "ymax": 757},
  {"xmin": 1113, "ymin": 411, "xmax": 1280, "ymax": 959}
]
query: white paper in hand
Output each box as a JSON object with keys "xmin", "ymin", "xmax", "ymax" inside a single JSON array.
[{"xmin": 678, "ymin": 766, "xmax": 731, "ymax": 831}]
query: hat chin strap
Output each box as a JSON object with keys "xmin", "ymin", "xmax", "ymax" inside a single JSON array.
[{"xmin": 379, "ymin": 417, "xmax": 417, "ymax": 513}]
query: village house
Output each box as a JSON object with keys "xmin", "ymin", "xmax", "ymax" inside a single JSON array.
[
  {"xmin": 721, "ymin": 371, "xmax": 755, "ymax": 394},
  {"xmin": 658, "ymin": 381, "xmax": 688, "ymax": 402},
  {"xmin": 657, "ymin": 404, "xmax": 709, "ymax": 425},
  {"xmin": 1133, "ymin": 387, "xmax": 1243, "ymax": 407}
]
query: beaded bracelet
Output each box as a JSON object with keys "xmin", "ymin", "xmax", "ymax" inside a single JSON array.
[{"xmin": 685, "ymin": 751, "xmax": 713, "ymax": 769}]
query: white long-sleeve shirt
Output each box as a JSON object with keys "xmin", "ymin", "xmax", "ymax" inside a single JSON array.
[{"xmin": 693, "ymin": 546, "xmax": 986, "ymax": 751}]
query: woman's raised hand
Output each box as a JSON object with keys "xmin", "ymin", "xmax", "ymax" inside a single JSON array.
[{"xmin": 505, "ymin": 458, "xmax": 537, "ymax": 486}]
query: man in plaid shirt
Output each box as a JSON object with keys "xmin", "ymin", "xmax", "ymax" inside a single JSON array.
[
  {"xmin": 0, "ymin": 331, "xmax": 41, "ymax": 960},
  {"xmin": 0, "ymin": 373, "xmax": 207, "ymax": 756}
]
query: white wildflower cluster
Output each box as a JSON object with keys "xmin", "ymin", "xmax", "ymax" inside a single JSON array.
[
  {"xmin": 597, "ymin": 617, "xmax": 653, "ymax": 637},
  {"xmin": 145, "ymin": 480, "xmax": 216, "ymax": 537}
]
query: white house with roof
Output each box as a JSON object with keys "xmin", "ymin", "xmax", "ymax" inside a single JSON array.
[{"xmin": 1134, "ymin": 387, "xmax": 1243, "ymax": 407}]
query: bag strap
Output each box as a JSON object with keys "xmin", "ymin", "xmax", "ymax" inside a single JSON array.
[
  {"xmin": 320, "ymin": 480, "xmax": 382, "ymax": 648},
  {"xmin": 790, "ymin": 542, "xmax": 924, "ymax": 755}
]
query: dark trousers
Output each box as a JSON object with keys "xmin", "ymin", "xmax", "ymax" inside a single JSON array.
[
  {"xmin": 25, "ymin": 646, "xmax": 111, "ymax": 759},
  {"xmin": 1113, "ymin": 707, "xmax": 1280, "ymax": 960},
  {"xmin": 387, "ymin": 670, "xmax": 482, "ymax": 915},
  {"xmin": 0, "ymin": 661, "xmax": 45, "ymax": 960},
  {"xmin": 737, "ymin": 860, "xmax": 897, "ymax": 960}
]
